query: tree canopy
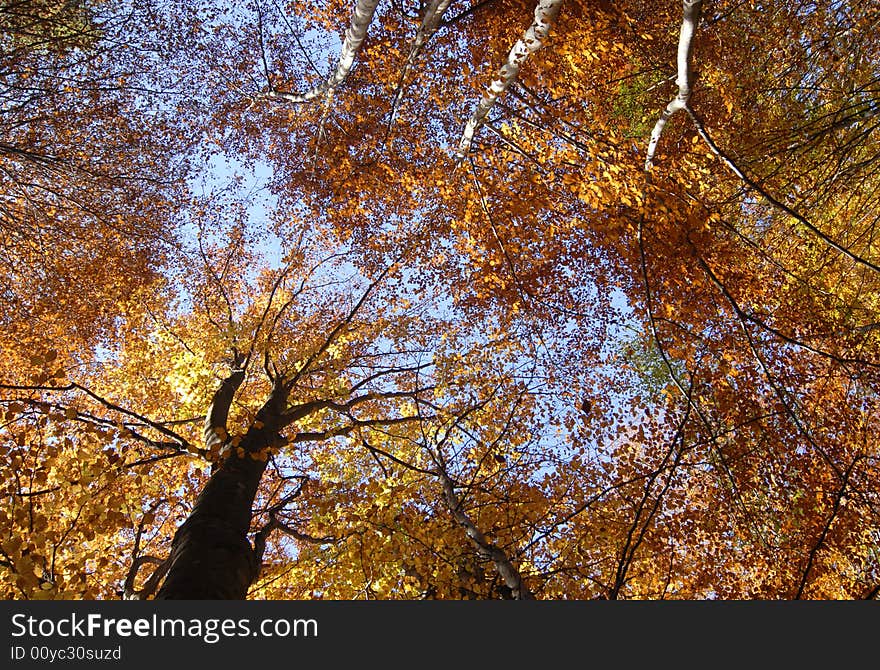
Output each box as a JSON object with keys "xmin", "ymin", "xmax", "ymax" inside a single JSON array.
[{"xmin": 1, "ymin": 0, "xmax": 878, "ymax": 600}]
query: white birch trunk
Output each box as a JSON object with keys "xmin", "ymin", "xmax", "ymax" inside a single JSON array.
[
  {"xmin": 454, "ymin": 0, "xmax": 564, "ymax": 161},
  {"xmin": 388, "ymin": 0, "xmax": 454, "ymax": 126},
  {"xmin": 644, "ymin": 0, "xmax": 703, "ymax": 173},
  {"xmin": 268, "ymin": 0, "xmax": 381, "ymax": 104}
]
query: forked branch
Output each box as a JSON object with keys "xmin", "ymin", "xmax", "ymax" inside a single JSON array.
[
  {"xmin": 438, "ymin": 467, "xmax": 533, "ymax": 599},
  {"xmin": 122, "ymin": 501, "xmax": 170, "ymax": 600}
]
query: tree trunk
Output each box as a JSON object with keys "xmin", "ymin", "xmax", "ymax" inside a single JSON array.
[{"xmin": 155, "ymin": 427, "xmax": 274, "ymax": 599}]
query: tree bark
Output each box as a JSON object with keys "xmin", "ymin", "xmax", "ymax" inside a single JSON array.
[
  {"xmin": 156, "ymin": 376, "xmax": 286, "ymax": 599},
  {"xmin": 155, "ymin": 433, "xmax": 271, "ymax": 599},
  {"xmin": 267, "ymin": 0, "xmax": 381, "ymax": 104},
  {"xmin": 455, "ymin": 0, "xmax": 563, "ymax": 161}
]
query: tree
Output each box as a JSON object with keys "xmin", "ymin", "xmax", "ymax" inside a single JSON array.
[{"xmin": 2, "ymin": 0, "xmax": 879, "ymax": 599}]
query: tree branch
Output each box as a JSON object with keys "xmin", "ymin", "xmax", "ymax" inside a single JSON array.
[
  {"xmin": 687, "ymin": 108, "xmax": 880, "ymax": 276},
  {"xmin": 438, "ymin": 467, "xmax": 533, "ymax": 599},
  {"xmin": 794, "ymin": 455, "xmax": 861, "ymax": 599},
  {"xmin": 290, "ymin": 414, "xmax": 427, "ymax": 443},
  {"xmin": 122, "ymin": 501, "xmax": 169, "ymax": 600},
  {"xmin": 387, "ymin": 0, "xmax": 453, "ymax": 131},
  {"xmin": 284, "ymin": 262, "xmax": 395, "ymax": 391},
  {"xmin": 204, "ymin": 357, "xmax": 247, "ymax": 454},
  {"xmin": 0, "ymin": 382, "xmax": 192, "ymax": 451},
  {"xmin": 280, "ymin": 387, "xmax": 434, "ymax": 429}
]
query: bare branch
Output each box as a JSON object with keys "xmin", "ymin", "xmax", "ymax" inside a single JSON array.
[
  {"xmin": 272, "ymin": 517, "xmax": 337, "ymax": 544},
  {"xmin": 253, "ymin": 488, "xmax": 338, "ymax": 573},
  {"xmin": 290, "ymin": 414, "xmax": 427, "ymax": 443},
  {"xmin": 284, "ymin": 262, "xmax": 395, "ymax": 391},
  {"xmin": 361, "ymin": 436, "xmax": 436, "ymax": 476},
  {"xmin": 347, "ymin": 362, "xmax": 433, "ymax": 393},
  {"xmin": 280, "ymin": 387, "xmax": 434, "ymax": 429}
]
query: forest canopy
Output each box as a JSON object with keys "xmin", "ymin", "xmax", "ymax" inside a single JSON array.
[{"xmin": 1, "ymin": 0, "xmax": 878, "ymax": 600}]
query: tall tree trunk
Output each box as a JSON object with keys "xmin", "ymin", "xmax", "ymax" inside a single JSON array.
[
  {"xmin": 154, "ymin": 443, "xmax": 269, "ymax": 599},
  {"xmin": 156, "ymin": 372, "xmax": 285, "ymax": 599}
]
